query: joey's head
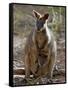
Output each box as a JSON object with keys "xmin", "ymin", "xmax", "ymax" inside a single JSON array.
[{"xmin": 33, "ymin": 10, "xmax": 49, "ymax": 31}]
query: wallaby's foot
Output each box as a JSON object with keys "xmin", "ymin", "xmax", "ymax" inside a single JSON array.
[
  {"xmin": 25, "ymin": 75, "xmax": 41, "ymax": 85},
  {"xmin": 46, "ymin": 79, "xmax": 53, "ymax": 84},
  {"xmin": 21, "ymin": 78, "xmax": 28, "ymax": 83},
  {"xmin": 25, "ymin": 77, "xmax": 36, "ymax": 85}
]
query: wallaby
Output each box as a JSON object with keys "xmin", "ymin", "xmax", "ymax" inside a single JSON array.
[{"xmin": 24, "ymin": 10, "xmax": 57, "ymax": 84}]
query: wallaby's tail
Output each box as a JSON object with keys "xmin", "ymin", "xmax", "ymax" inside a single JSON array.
[
  {"xmin": 14, "ymin": 68, "xmax": 32, "ymax": 75},
  {"xmin": 14, "ymin": 68, "xmax": 25, "ymax": 75}
]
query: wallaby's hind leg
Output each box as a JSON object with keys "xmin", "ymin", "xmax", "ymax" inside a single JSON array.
[{"xmin": 47, "ymin": 55, "xmax": 56, "ymax": 83}]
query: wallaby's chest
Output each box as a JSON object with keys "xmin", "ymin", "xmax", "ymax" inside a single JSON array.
[{"xmin": 35, "ymin": 31, "xmax": 48, "ymax": 49}]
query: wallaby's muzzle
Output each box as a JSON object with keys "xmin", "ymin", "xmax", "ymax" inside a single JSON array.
[{"xmin": 36, "ymin": 19, "xmax": 45, "ymax": 31}]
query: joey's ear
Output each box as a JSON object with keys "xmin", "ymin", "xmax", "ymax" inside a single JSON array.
[
  {"xmin": 33, "ymin": 10, "xmax": 41, "ymax": 19},
  {"xmin": 43, "ymin": 13, "xmax": 49, "ymax": 20}
]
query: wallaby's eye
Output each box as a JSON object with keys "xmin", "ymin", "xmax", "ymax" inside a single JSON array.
[{"xmin": 36, "ymin": 20, "xmax": 45, "ymax": 30}]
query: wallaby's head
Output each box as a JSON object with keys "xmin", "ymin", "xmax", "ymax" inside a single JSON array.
[{"xmin": 33, "ymin": 10, "xmax": 49, "ymax": 31}]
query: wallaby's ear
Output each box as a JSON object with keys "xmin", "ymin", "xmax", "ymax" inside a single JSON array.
[
  {"xmin": 43, "ymin": 13, "xmax": 49, "ymax": 20},
  {"xmin": 33, "ymin": 10, "xmax": 41, "ymax": 19}
]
